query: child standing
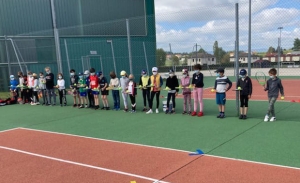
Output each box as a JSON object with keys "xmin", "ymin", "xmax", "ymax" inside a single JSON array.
[
  {"xmin": 98, "ymin": 71, "xmax": 109, "ymax": 110},
  {"xmin": 56, "ymin": 73, "xmax": 67, "ymax": 107},
  {"xmin": 31, "ymin": 73, "xmax": 40, "ymax": 105},
  {"xmin": 191, "ymin": 64, "xmax": 205, "ymax": 117},
  {"xmin": 17, "ymin": 71, "xmax": 24, "ymax": 103},
  {"xmin": 139, "ymin": 69, "xmax": 151, "ymax": 112},
  {"xmin": 165, "ymin": 69, "xmax": 179, "ymax": 114},
  {"xmin": 120, "ymin": 70, "xmax": 130, "ymax": 112},
  {"xmin": 146, "ymin": 67, "xmax": 163, "ymax": 114},
  {"xmin": 45, "ymin": 67, "xmax": 56, "ymax": 106},
  {"xmin": 70, "ymin": 69, "xmax": 80, "ymax": 107},
  {"xmin": 78, "ymin": 72, "xmax": 88, "ymax": 108},
  {"xmin": 237, "ymin": 69, "xmax": 252, "ymax": 119},
  {"xmin": 9, "ymin": 75, "xmax": 18, "ymax": 101},
  {"xmin": 127, "ymin": 74, "xmax": 137, "ymax": 113},
  {"xmin": 39, "ymin": 72, "xmax": 48, "ymax": 105},
  {"xmin": 213, "ymin": 68, "xmax": 232, "ymax": 118},
  {"xmin": 27, "ymin": 71, "xmax": 34, "ymax": 104},
  {"xmin": 109, "ymin": 71, "xmax": 120, "ymax": 111},
  {"xmin": 263, "ymin": 68, "xmax": 284, "ymax": 122},
  {"xmin": 84, "ymin": 70, "xmax": 94, "ymax": 108},
  {"xmin": 181, "ymin": 69, "xmax": 192, "ymax": 115},
  {"xmin": 89, "ymin": 68, "xmax": 99, "ymax": 109}
]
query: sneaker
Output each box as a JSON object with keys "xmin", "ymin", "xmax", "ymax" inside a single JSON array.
[
  {"xmin": 197, "ymin": 112, "xmax": 203, "ymax": 117},
  {"xmin": 142, "ymin": 108, "xmax": 147, "ymax": 112},
  {"xmin": 239, "ymin": 115, "xmax": 244, "ymax": 119},
  {"xmin": 264, "ymin": 115, "xmax": 269, "ymax": 122},
  {"xmin": 219, "ymin": 114, "xmax": 225, "ymax": 119},
  {"xmin": 243, "ymin": 115, "xmax": 247, "ymax": 120},
  {"xmin": 100, "ymin": 107, "xmax": 105, "ymax": 110},
  {"xmin": 31, "ymin": 103, "xmax": 36, "ymax": 106},
  {"xmin": 170, "ymin": 110, "xmax": 175, "ymax": 114},
  {"xmin": 188, "ymin": 111, "xmax": 191, "ymax": 115},
  {"xmin": 123, "ymin": 108, "xmax": 128, "ymax": 112},
  {"xmin": 42, "ymin": 103, "xmax": 45, "ymax": 105},
  {"xmin": 131, "ymin": 110, "xmax": 136, "ymax": 113},
  {"xmin": 156, "ymin": 109, "xmax": 159, "ymax": 114},
  {"xmin": 270, "ymin": 117, "xmax": 276, "ymax": 122},
  {"xmin": 106, "ymin": 107, "xmax": 110, "ymax": 110},
  {"xmin": 36, "ymin": 102, "xmax": 40, "ymax": 105},
  {"xmin": 165, "ymin": 109, "xmax": 169, "ymax": 114},
  {"xmin": 182, "ymin": 111, "xmax": 187, "ymax": 115},
  {"xmin": 79, "ymin": 105, "xmax": 84, "ymax": 109},
  {"xmin": 191, "ymin": 111, "xmax": 197, "ymax": 116},
  {"xmin": 217, "ymin": 113, "xmax": 222, "ymax": 118},
  {"xmin": 85, "ymin": 104, "xmax": 88, "ymax": 108},
  {"xmin": 73, "ymin": 104, "xmax": 77, "ymax": 107},
  {"xmin": 146, "ymin": 109, "xmax": 153, "ymax": 114}
]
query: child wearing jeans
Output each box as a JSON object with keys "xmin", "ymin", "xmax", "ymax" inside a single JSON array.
[
  {"xmin": 165, "ymin": 69, "xmax": 179, "ymax": 114},
  {"xmin": 191, "ymin": 64, "xmax": 204, "ymax": 117},
  {"xmin": 181, "ymin": 69, "xmax": 191, "ymax": 115},
  {"xmin": 109, "ymin": 71, "xmax": 120, "ymax": 111},
  {"xmin": 263, "ymin": 68, "xmax": 284, "ymax": 122},
  {"xmin": 57, "ymin": 73, "xmax": 67, "ymax": 107},
  {"xmin": 127, "ymin": 74, "xmax": 137, "ymax": 113},
  {"xmin": 213, "ymin": 68, "xmax": 232, "ymax": 119}
]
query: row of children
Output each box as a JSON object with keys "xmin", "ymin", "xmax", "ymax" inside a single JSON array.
[{"xmin": 8, "ymin": 65, "xmax": 284, "ymax": 121}]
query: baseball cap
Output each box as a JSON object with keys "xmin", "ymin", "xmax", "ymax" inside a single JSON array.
[
  {"xmin": 152, "ymin": 67, "xmax": 158, "ymax": 72},
  {"xmin": 239, "ymin": 69, "xmax": 247, "ymax": 76},
  {"xmin": 182, "ymin": 69, "xmax": 188, "ymax": 74},
  {"xmin": 10, "ymin": 75, "xmax": 14, "ymax": 78},
  {"xmin": 120, "ymin": 70, "xmax": 126, "ymax": 76},
  {"xmin": 215, "ymin": 68, "xmax": 225, "ymax": 73},
  {"xmin": 169, "ymin": 69, "xmax": 174, "ymax": 74},
  {"xmin": 141, "ymin": 69, "xmax": 147, "ymax": 74}
]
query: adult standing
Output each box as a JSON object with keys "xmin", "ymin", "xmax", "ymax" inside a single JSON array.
[
  {"xmin": 146, "ymin": 67, "xmax": 163, "ymax": 114},
  {"xmin": 45, "ymin": 67, "xmax": 56, "ymax": 106}
]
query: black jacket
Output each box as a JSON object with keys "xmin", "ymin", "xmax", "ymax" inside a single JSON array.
[
  {"xmin": 237, "ymin": 77, "xmax": 252, "ymax": 96},
  {"xmin": 166, "ymin": 76, "xmax": 179, "ymax": 92},
  {"xmin": 192, "ymin": 73, "xmax": 204, "ymax": 88}
]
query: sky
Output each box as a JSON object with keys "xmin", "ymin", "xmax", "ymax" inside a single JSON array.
[{"xmin": 154, "ymin": 0, "xmax": 300, "ymax": 53}]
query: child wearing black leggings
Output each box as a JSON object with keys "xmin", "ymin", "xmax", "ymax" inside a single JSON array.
[
  {"xmin": 165, "ymin": 69, "xmax": 179, "ymax": 114},
  {"xmin": 237, "ymin": 69, "xmax": 252, "ymax": 119}
]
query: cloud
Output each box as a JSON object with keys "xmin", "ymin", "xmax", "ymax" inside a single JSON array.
[{"xmin": 155, "ymin": 1, "xmax": 300, "ymax": 53}]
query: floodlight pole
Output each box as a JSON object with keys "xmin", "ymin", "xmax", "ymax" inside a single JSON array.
[
  {"xmin": 235, "ymin": 3, "xmax": 240, "ymax": 117},
  {"xmin": 247, "ymin": 0, "xmax": 251, "ymax": 76},
  {"xmin": 126, "ymin": 19, "xmax": 133, "ymax": 74},
  {"xmin": 4, "ymin": 35, "xmax": 12, "ymax": 74}
]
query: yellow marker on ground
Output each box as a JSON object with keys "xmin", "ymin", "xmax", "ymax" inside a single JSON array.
[{"xmin": 130, "ymin": 181, "xmax": 137, "ymax": 183}]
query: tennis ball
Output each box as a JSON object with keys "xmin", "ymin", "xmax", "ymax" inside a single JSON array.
[
  {"xmin": 281, "ymin": 96, "xmax": 284, "ymax": 100},
  {"xmin": 237, "ymin": 87, "xmax": 241, "ymax": 90},
  {"xmin": 211, "ymin": 89, "xmax": 215, "ymax": 92},
  {"xmin": 74, "ymin": 84, "xmax": 77, "ymax": 86}
]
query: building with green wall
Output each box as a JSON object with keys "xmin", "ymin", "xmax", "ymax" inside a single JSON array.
[{"xmin": 0, "ymin": 0, "xmax": 156, "ymax": 91}]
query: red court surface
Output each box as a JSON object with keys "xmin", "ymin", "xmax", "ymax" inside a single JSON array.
[
  {"xmin": 178, "ymin": 79, "xmax": 300, "ymax": 102},
  {"xmin": 0, "ymin": 128, "xmax": 300, "ymax": 183}
]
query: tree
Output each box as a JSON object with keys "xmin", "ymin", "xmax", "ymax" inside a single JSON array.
[
  {"xmin": 293, "ymin": 38, "xmax": 300, "ymax": 51},
  {"xmin": 198, "ymin": 48, "xmax": 206, "ymax": 53},
  {"xmin": 156, "ymin": 48, "xmax": 167, "ymax": 66},
  {"xmin": 266, "ymin": 46, "xmax": 276, "ymax": 54},
  {"xmin": 221, "ymin": 52, "xmax": 230, "ymax": 63},
  {"xmin": 172, "ymin": 55, "xmax": 180, "ymax": 66},
  {"xmin": 182, "ymin": 56, "xmax": 188, "ymax": 66}
]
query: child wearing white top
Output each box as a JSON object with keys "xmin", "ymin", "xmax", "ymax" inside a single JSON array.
[
  {"xmin": 56, "ymin": 73, "xmax": 67, "ymax": 107},
  {"xmin": 109, "ymin": 71, "xmax": 120, "ymax": 111},
  {"xmin": 31, "ymin": 73, "xmax": 40, "ymax": 105},
  {"xmin": 39, "ymin": 72, "xmax": 48, "ymax": 105},
  {"xmin": 127, "ymin": 74, "xmax": 137, "ymax": 113}
]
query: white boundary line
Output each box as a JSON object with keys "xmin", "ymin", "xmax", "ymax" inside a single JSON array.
[
  {"xmin": 0, "ymin": 127, "xmax": 20, "ymax": 134},
  {"xmin": 18, "ymin": 127, "xmax": 300, "ymax": 171},
  {"xmin": 0, "ymin": 145, "xmax": 168, "ymax": 183}
]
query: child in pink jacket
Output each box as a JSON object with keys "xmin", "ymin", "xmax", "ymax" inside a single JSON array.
[{"xmin": 180, "ymin": 69, "xmax": 191, "ymax": 115}]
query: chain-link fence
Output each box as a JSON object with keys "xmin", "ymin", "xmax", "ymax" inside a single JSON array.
[{"xmin": 0, "ymin": 0, "xmax": 299, "ymax": 91}]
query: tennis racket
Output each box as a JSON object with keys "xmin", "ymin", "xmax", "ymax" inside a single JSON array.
[{"xmin": 255, "ymin": 72, "xmax": 267, "ymax": 86}]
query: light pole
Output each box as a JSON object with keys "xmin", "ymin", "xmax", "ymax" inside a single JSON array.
[
  {"xmin": 277, "ymin": 27, "xmax": 283, "ymax": 76},
  {"xmin": 107, "ymin": 40, "xmax": 117, "ymax": 74}
]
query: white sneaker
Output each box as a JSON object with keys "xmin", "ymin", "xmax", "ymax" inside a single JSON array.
[
  {"xmin": 146, "ymin": 109, "xmax": 153, "ymax": 114},
  {"xmin": 156, "ymin": 109, "xmax": 159, "ymax": 114},
  {"xmin": 264, "ymin": 115, "xmax": 269, "ymax": 122},
  {"xmin": 270, "ymin": 117, "xmax": 276, "ymax": 122},
  {"xmin": 36, "ymin": 102, "xmax": 40, "ymax": 105},
  {"xmin": 31, "ymin": 103, "xmax": 36, "ymax": 106}
]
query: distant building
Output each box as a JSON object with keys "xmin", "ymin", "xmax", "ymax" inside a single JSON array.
[
  {"xmin": 229, "ymin": 52, "xmax": 260, "ymax": 63},
  {"xmin": 187, "ymin": 53, "xmax": 216, "ymax": 66},
  {"xmin": 263, "ymin": 53, "xmax": 300, "ymax": 62}
]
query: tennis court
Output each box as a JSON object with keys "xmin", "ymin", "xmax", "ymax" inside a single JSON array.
[{"xmin": 1, "ymin": 88, "xmax": 300, "ymax": 182}]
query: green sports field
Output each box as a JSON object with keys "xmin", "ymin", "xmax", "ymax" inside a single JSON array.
[{"xmin": 1, "ymin": 89, "xmax": 300, "ymax": 169}]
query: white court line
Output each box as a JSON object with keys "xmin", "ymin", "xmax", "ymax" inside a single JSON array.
[
  {"xmin": 0, "ymin": 145, "xmax": 168, "ymax": 183},
  {"xmin": 18, "ymin": 127, "xmax": 300, "ymax": 171},
  {"xmin": 0, "ymin": 127, "xmax": 19, "ymax": 134}
]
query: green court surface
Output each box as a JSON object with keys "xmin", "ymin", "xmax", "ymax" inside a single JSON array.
[{"xmin": 1, "ymin": 92, "xmax": 300, "ymax": 169}]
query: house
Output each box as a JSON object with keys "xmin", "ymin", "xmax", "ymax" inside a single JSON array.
[
  {"xmin": 263, "ymin": 53, "xmax": 300, "ymax": 62},
  {"xmin": 187, "ymin": 53, "xmax": 216, "ymax": 66},
  {"xmin": 229, "ymin": 52, "xmax": 260, "ymax": 63}
]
